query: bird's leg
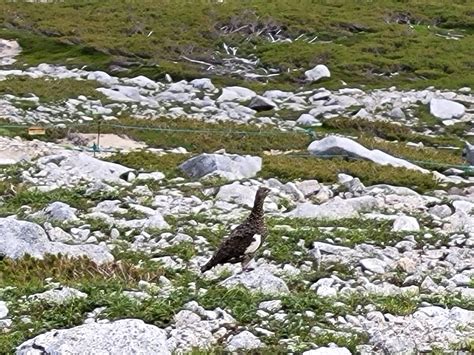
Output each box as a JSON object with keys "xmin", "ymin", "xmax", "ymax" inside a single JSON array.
[{"xmin": 241, "ymin": 255, "xmax": 255, "ymax": 272}]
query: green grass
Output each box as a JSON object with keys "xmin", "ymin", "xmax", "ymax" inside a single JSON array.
[
  {"xmin": 322, "ymin": 117, "xmax": 465, "ymax": 148},
  {"xmin": 0, "ymin": 0, "xmax": 473, "ymax": 89},
  {"xmin": 0, "ymin": 185, "xmax": 119, "ymax": 217},
  {"xmin": 0, "ymin": 77, "xmax": 106, "ymax": 103},
  {"xmin": 0, "ymin": 255, "xmax": 165, "ymax": 353},
  {"xmin": 261, "ymin": 155, "xmax": 439, "ymax": 192},
  {"xmin": 105, "ymin": 150, "xmax": 188, "ymax": 178}
]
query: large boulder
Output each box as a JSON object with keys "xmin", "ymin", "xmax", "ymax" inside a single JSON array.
[
  {"xmin": 430, "ymin": 98, "xmax": 465, "ymax": 120},
  {"xmin": 221, "ymin": 267, "xmax": 289, "ymax": 295},
  {"xmin": 190, "ymin": 78, "xmax": 216, "ymax": 92},
  {"xmin": 179, "ymin": 153, "xmax": 262, "ymax": 181},
  {"xmin": 34, "ymin": 152, "xmax": 135, "ymax": 186},
  {"xmin": 36, "ymin": 202, "xmax": 79, "ymax": 224},
  {"xmin": 288, "ymin": 196, "xmax": 380, "ymax": 219},
  {"xmin": 304, "ymin": 65, "xmax": 331, "ymax": 82},
  {"xmin": 225, "ymin": 331, "xmax": 263, "ymax": 352},
  {"xmin": 248, "ymin": 95, "xmax": 277, "ymax": 112},
  {"xmin": 216, "ymin": 183, "xmax": 258, "ymax": 208},
  {"xmin": 0, "ymin": 218, "xmax": 113, "ymax": 264},
  {"xmin": 462, "ymin": 142, "xmax": 474, "ymax": 165},
  {"xmin": 308, "ymin": 136, "xmax": 427, "ymax": 172},
  {"xmin": 16, "ymin": 319, "xmax": 170, "ymax": 355},
  {"xmin": 217, "ymin": 86, "xmax": 256, "ymax": 102}
]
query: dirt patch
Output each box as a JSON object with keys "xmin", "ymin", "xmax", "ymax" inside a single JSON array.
[{"xmin": 61, "ymin": 133, "xmax": 147, "ymax": 151}]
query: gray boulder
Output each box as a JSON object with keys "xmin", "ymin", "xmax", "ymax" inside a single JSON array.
[
  {"xmin": 248, "ymin": 95, "xmax": 277, "ymax": 112},
  {"xmin": 39, "ymin": 202, "xmax": 78, "ymax": 223},
  {"xmin": 35, "ymin": 152, "xmax": 135, "ymax": 186},
  {"xmin": 217, "ymin": 86, "xmax": 256, "ymax": 102},
  {"xmin": 190, "ymin": 78, "xmax": 216, "ymax": 91},
  {"xmin": 288, "ymin": 196, "xmax": 380, "ymax": 219},
  {"xmin": 304, "ymin": 65, "xmax": 331, "ymax": 82},
  {"xmin": 216, "ymin": 183, "xmax": 257, "ymax": 208},
  {"xmin": 0, "ymin": 218, "xmax": 113, "ymax": 264},
  {"xmin": 308, "ymin": 136, "xmax": 427, "ymax": 172},
  {"xmin": 226, "ymin": 330, "xmax": 263, "ymax": 352},
  {"xmin": 430, "ymin": 98, "xmax": 465, "ymax": 120},
  {"xmin": 392, "ymin": 215, "xmax": 420, "ymax": 232},
  {"xmin": 16, "ymin": 319, "xmax": 170, "ymax": 355},
  {"xmin": 28, "ymin": 286, "xmax": 87, "ymax": 305},
  {"xmin": 462, "ymin": 142, "xmax": 474, "ymax": 165},
  {"xmin": 179, "ymin": 153, "xmax": 262, "ymax": 181},
  {"xmin": 296, "ymin": 113, "xmax": 321, "ymax": 126},
  {"xmin": 221, "ymin": 267, "xmax": 289, "ymax": 295}
]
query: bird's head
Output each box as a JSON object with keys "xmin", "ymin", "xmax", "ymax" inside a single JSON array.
[{"xmin": 256, "ymin": 186, "xmax": 271, "ymax": 200}]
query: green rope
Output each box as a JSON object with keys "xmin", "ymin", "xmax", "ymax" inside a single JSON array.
[{"xmin": 1, "ymin": 122, "xmax": 472, "ymax": 172}]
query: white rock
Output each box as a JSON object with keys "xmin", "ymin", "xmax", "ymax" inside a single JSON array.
[
  {"xmin": 0, "ymin": 218, "xmax": 113, "ymax": 264},
  {"xmin": 360, "ymin": 258, "xmax": 387, "ymax": 274},
  {"xmin": 392, "ymin": 216, "xmax": 420, "ymax": 232},
  {"xmin": 303, "ymin": 347, "xmax": 351, "ymax": 355},
  {"xmin": 28, "ymin": 286, "xmax": 87, "ymax": 304},
  {"xmin": 86, "ymin": 71, "xmax": 119, "ymax": 85},
  {"xmin": 221, "ymin": 267, "xmax": 289, "ymax": 295},
  {"xmin": 179, "ymin": 153, "xmax": 261, "ymax": 181},
  {"xmin": 296, "ymin": 113, "xmax": 321, "ymax": 126},
  {"xmin": 430, "ymin": 98, "xmax": 465, "ymax": 120},
  {"xmin": 40, "ymin": 202, "xmax": 78, "ymax": 223},
  {"xmin": 216, "ymin": 183, "xmax": 258, "ymax": 208},
  {"xmin": 217, "ymin": 86, "xmax": 256, "ymax": 102},
  {"xmin": 389, "ymin": 107, "xmax": 406, "ymax": 119},
  {"xmin": 316, "ymin": 285, "xmax": 338, "ymax": 297},
  {"xmin": 259, "ymin": 300, "xmax": 282, "ymax": 313},
  {"xmin": 0, "ymin": 301, "xmax": 8, "ymax": 319},
  {"xmin": 304, "ymin": 65, "xmax": 331, "ymax": 82},
  {"xmin": 146, "ymin": 213, "xmax": 170, "ymax": 230},
  {"xmin": 16, "ymin": 319, "xmax": 170, "ymax": 354},
  {"xmin": 226, "ymin": 330, "xmax": 263, "ymax": 352},
  {"xmin": 288, "ymin": 196, "xmax": 380, "ymax": 219},
  {"xmin": 125, "ymin": 75, "xmax": 160, "ymax": 89},
  {"xmin": 190, "ymin": 78, "xmax": 215, "ymax": 91},
  {"xmin": 308, "ymin": 136, "xmax": 427, "ymax": 172}
]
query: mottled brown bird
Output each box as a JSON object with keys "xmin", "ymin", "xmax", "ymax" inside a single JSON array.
[{"xmin": 201, "ymin": 186, "xmax": 270, "ymax": 273}]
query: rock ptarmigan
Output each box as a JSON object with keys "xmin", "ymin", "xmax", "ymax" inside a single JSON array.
[{"xmin": 200, "ymin": 186, "xmax": 270, "ymax": 273}]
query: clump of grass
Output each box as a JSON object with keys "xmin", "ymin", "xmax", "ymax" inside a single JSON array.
[
  {"xmin": 1, "ymin": 1, "xmax": 473, "ymax": 89},
  {"xmin": 0, "ymin": 254, "xmax": 166, "ymax": 354},
  {"xmin": 197, "ymin": 285, "xmax": 265, "ymax": 324},
  {"xmin": 358, "ymin": 136, "xmax": 463, "ymax": 168},
  {"xmin": 0, "ymin": 77, "xmax": 105, "ymax": 103},
  {"xmin": 323, "ymin": 117, "xmax": 464, "ymax": 148},
  {"xmin": 0, "ymin": 186, "xmax": 118, "ymax": 217},
  {"xmin": 105, "ymin": 151, "xmax": 188, "ymax": 178},
  {"xmin": 261, "ymin": 155, "xmax": 439, "ymax": 192}
]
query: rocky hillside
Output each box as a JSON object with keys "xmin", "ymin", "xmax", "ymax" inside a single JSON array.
[{"xmin": 0, "ymin": 1, "xmax": 474, "ymax": 354}]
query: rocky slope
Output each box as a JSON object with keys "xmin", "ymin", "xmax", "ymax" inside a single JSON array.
[{"xmin": 0, "ymin": 38, "xmax": 473, "ymax": 354}]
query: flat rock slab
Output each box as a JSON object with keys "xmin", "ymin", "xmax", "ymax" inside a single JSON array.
[
  {"xmin": 430, "ymin": 98, "xmax": 465, "ymax": 120},
  {"xmin": 35, "ymin": 152, "xmax": 135, "ymax": 185},
  {"xmin": 0, "ymin": 218, "xmax": 114, "ymax": 264},
  {"xmin": 288, "ymin": 196, "xmax": 381, "ymax": 219},
  {"xmin": 221, "ymin": 267, "xmax": 289, "ymax": 295},
  {"xmin": 16, "ymin": 319, "xmax": 170, "ymax": 355},
  {"xmin": 308, "ymin": 136, "xmax": 428, "ymax": 173},
  {"xmin": 179, "ymin": 153, "xmax": 262, "ymax": 181}
]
